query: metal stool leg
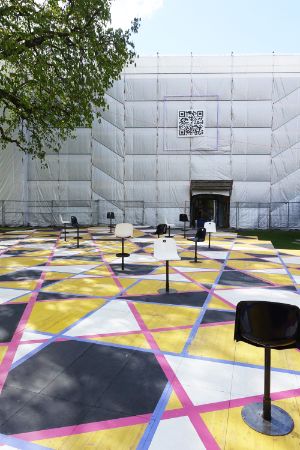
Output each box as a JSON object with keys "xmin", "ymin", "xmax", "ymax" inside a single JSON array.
[
  {"xmin": 76, "ymin": 227, "xmax": 79, "ymax": 248},
  {"xmin": 183, "ymin": 221, "xmax": 186, "ymax": 239},
  {"xmin": 166, "ymin": 260, "xmax": 169, "ymax": 292},
  {"xmin": 241, "ymin": 347, "xmax": 294, "ymax": 435},
  {"xmin": 194, "ymin": 241, "xmax": 198, "ymax": 263},
  {"xmin": 263, "ymin": 347, "xmax": 271, "ymax": 421},
  {"xmin": 64, "ymin": 223, "xmax": 67, "ymax": 241},
  {"xmin": 208, "ymin": 232, "xmax": 211, "ymax": 249},
  {"xmin": 110, "ymin": 217, "xmax": 113, "ymax": 233},
  {"xmin": 121, "ymin": 238, "xmax": 125, "ymax": 271}
]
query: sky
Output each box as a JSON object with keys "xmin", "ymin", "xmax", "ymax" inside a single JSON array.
[{"xmin": 111, "ymin": 0, "xmax": 300, "ymax": 55}]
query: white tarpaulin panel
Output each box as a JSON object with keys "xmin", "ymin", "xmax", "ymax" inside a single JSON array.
[
  {"xmin": 232, "ymin": 182, "xmax": 270, "ymax": 202},
  {"xmin": 92, "ymin": 117, "xmax": 124, "ymax": 157},
  {"xmin": 231, "ymin": 155, "xmax": 270, "ymax": 182},
  {"xmin": 232, "ymin": 101, "xmax": 272, "ymax": 127},
  {"xmin": 125, "ymin": 76, "xmax": 157, "ymax": 101},
  {"xmin": 191, "ymin": 155, "xmax": 231, "ymax": 179},
  {"xmin": 125, "ymin": 129, "xmax": 157, "ymax": 154},
  {"xmin": 125, "ymin": 155, "xmax": 156, "ymax": 181},
  {"xmin": 92, "ymin": 140, "xmax": 123, "ymax": 182},
  {"xmin": 272, "ymin": 146, "xmax": 300, "ymax": 183},
  {"xmin": 232, "ymin": 128, "xmax": 271, "ymax": 154},
  {"xmin": 92, "ymin": 167, "xmax": 124, "ymax": 201},
  {"xmin": 125, "ymin": 101, "xmax": 158, "ymax": 128},
  {"xmin": 232, "ymin": 75, "xmax": 272, "ymax": 100},
  {"xmin": 157, "ymin": 155, "xmax": 190, "ymax": 181},
  {"xmin": 192, "ymin": 75, "xmax": 232, "ymax": 99}
]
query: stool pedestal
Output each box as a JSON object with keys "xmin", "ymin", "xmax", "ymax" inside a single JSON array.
[{"xmin": 242, "ymin": 348, "xmax": 294, "ymax": 436}]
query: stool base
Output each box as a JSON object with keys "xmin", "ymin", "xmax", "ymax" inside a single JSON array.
[
  {"xmin": 158, "ymin": 288, "xmax": 177, "ymax": 294},
  {"xmin": 242, "ymin": 402, "xmax": 294, "ymax": 436},
  {"xmin": 116, "ymin": 253, "xmax": 130, "ymax": 258}
]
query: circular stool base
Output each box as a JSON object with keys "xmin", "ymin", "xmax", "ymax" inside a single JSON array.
[
  {"xmin": 116, "ymin": 253, "xmax": 130, "ymax": 258},
  {"xmin": 189, "ymin": 260, "xmax": 202, "ymax": 264},
  {"xmin": 242, "ymin": 403, "xmax": 294, "ymax": 436},
  {"xmin": 158, "ymin": 288, "xmax": 177, "ymax": 294}
]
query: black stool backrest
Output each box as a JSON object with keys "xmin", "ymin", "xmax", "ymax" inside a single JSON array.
[
  {"xmin": 179, "ymin": 214, "xmax": 188, "ymax": 222},
  {"xmin": 234, "ymin": 301, "xmax": 300, "ymax": 349},
  {"xmin": 195, "ymin": 227, "xmax": 206, "ymax": 242},
  {"xmin": 107, "ymin": 212, "xmax": 115, "ymax": 219},
  {"xmin": 156, "ymin": 224, "xmax": 167, "ymax": 235},
  {"xmin": 71, "ymin": 216, "xmax": 79, "ymax": 227}
]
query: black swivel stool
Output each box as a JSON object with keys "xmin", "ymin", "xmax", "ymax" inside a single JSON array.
[
  {"xmin": 107, "ymin": 212, "xmax": 115, "ymax": 233},
  {"xmin": 234, "ymin": 300, "xmax": 300, "ymax": 436},
  {"xmin": 71, "ymin": 216, "xmax": 80, "ymax": 248},
  {"xmin": 155, "ymin": 224, "xmax": 167, "ymax": 238},
  {"xmin": 179, "ymin": 213, "xmax": 189, "ymax": 239},
  {"xmin": 188, "ymin": 228, "xmax": 206, "ymax": 263}
]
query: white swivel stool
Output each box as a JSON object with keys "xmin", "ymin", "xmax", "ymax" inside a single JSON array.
[
  {"xmin": 204, "ymin": 221, "xmax": 216, "ymax": 249},
  {"xmin": 115, "ymin": 223, "xmax": 134, "ymax": 270},
  {"xmin": 154, "ymin": 238, "xmax": 181, "ymax": 293},
  {"xmin": 164, "ymin": 218, "xmax": 175, "ymax": 238},
  {"xmin": 59, "ymin": 214, "xmax": 70, "ymax": 241}
]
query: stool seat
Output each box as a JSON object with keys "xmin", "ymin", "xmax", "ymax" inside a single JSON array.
[
  {"xmin": 116, "ymin": 252, "xmax": 130, "ymax": 258},
  {"xmin": 240, "ymin": 333, "xmax": 297, "ymax": 348}
]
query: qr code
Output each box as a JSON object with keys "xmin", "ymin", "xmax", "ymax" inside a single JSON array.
[{"xmin": 178, "ymin": 110, "xmax": 205, "ymax": 137}]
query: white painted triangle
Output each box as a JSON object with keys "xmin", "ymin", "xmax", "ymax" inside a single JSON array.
[
  {"xmin": 65, "ymin": 300, "xmax": 141, "ymax": 337},
  {"xmin": 0, "ymin": 288, "xmax": 31, "ymax": 304},
  {"xmin": 29, "ymin": 265, "xmax": 100, "ymax": 274},
  {"xmin": 21, "ymin": 330, "xmax": 51, "ymax": 342},
  {"xmin": 13, "ymin": 343, "xmax": 42, "ymax": 364}
]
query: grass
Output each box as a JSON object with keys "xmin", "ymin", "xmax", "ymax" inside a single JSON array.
[{"xmin": 238, "ymin": 229, "xmax": 300, "ymax": 250}]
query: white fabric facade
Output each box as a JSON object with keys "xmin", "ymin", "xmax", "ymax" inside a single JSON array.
[{"xmin": 2, "ymin": 54, "xmax": 300, "ymax": 227}]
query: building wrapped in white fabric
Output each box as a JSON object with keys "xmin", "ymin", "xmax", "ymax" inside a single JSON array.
[{"xmin": 1, "ymin": 54, "xmax": 300, "ymax": 228}]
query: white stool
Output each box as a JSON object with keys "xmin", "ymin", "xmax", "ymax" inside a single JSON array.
[
  {"xmin": 204, "ymin": 221, "xmax": 216, "ymax": 249},
  {"xmin": 154, "ymin": 238, "xmax": 181, "ymax": 293},
  {"xmin": 115, "ymin": 223, "xmax": 134, "ymax": 270},
  {"xmin": 59, "ymin": 214, "xmax": 70, "ymax": 241}
]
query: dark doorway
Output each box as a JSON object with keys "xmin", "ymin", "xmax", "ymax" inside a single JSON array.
[{"xmin": 191, "ymin": 194, "xmax": 230, "ymax": 228}]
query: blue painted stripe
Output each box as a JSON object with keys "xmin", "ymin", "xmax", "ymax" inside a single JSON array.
[
  {"xmin": 181, "ymin": 239, "xmax": 236, "ymax": 356},
  {"xmin": 0, "ymin": 433, "xmax": 51, "ymax": 450},
  {"xmin": 137, "ymin": 383, "xmax": 173, "ymax": 450}
]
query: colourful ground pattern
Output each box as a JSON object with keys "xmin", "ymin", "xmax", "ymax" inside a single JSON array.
[{"xmin": 0, "ymin": 227, "xmax": 298, "ymax": 449}]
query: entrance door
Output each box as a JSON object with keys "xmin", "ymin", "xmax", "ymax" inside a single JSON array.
[{"xmin": 191, "ymin": 194, "xmax": 230, "ymax": 228}]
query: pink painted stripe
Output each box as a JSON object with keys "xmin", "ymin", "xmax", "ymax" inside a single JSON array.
[
  {"xmin": 0, "ymin": 232, "xmax": 61, "ymax": 392},
  {"xmin": 163, "ymin": 387, "xmax": 300, "ymax": 419},
  {"xmin": 78, "ymin": 324, "xmax": 193, "ymax": 340},
  {"xmin": 189, "ymin": 411, "xmax": 220, "ymax": 450},
  {"xmin": 128, "ymin": 301, "xmax": 220, "ymax": 448},
  {"xmin": 12, "ymin": 414, "xmax": 151, "ymax": 441}
]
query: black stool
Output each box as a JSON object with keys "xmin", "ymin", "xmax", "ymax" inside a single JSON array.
[
  {"xmin": 155, "ymin": 224, "xmax": 167, "ymax": 238},
  {"xmin": 234, "ymin": 300, "xmax": 300, "ymax": 436},
  {"xmin": 179, "ymin": 213, "xmax": 189, "ymax": 239},
  {"xmin": 71, "ymin": 216, "xmax": 80, "ymax": 248},
  {"xmin": 107, "ymin": 212, "xmax": 115, "ymax": 233},
  {"xmin": 188, "ymin": 228, "xmax": 206, "ymax": 263}
]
